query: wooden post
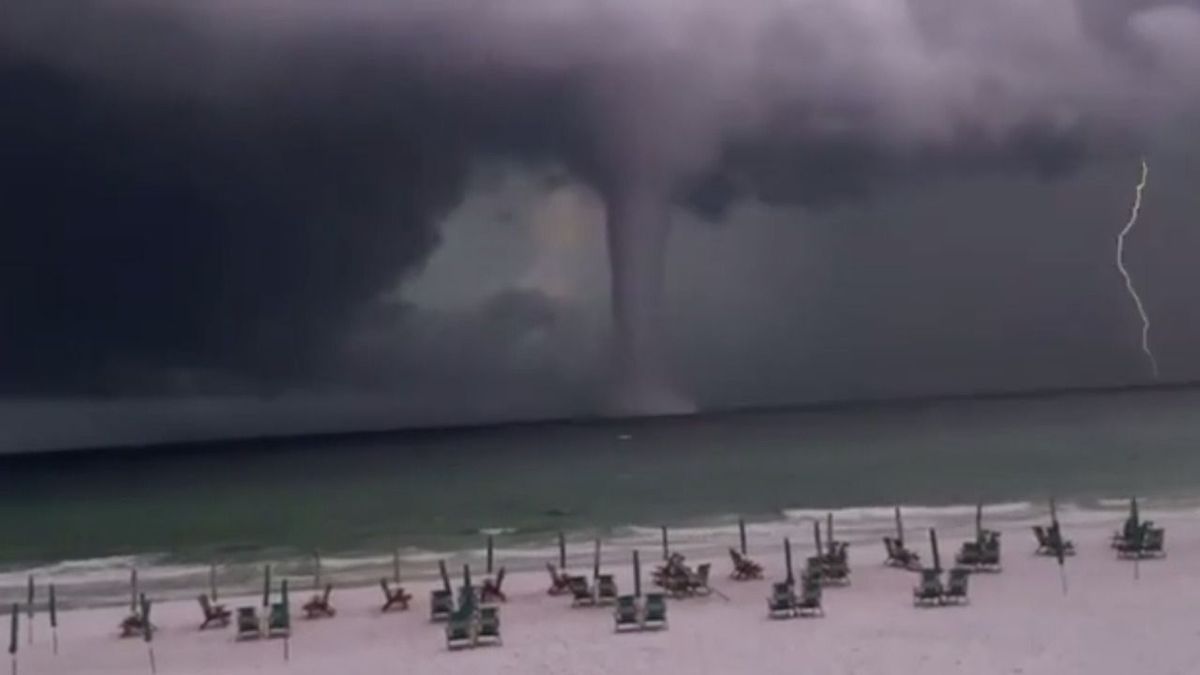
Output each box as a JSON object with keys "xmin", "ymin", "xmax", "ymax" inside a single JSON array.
[
  {"xmin": 738, "ymin": 518, "xmax": 747, "ymax": 555},
  {"xmin": 486, "ymin": 536, "xmax": 495, "ymax": 575},
  {"xmin": 140, "ymin": 595, "xmax": 155, "ymax": 675},
  {"xmin": 632, "ymin": 550, "xmax": 641, "ymax": 598},
  {"xmin": 8, "ymin": 603, "xmax": 17, "ymax": 675},
  {"xmin": 24, "ymin": 578, "xmax": 32, "ymax": 646},
  {"xmin": 48, "ymin": 586, "xmax": 57, "ymax": 657},
  {"xmin": 557, "ymin": 532, "xmax": 567, "ymax": 570},
  {"xmin": 660, "ymin": 526, "xmax": 669, "ymax": 561}
]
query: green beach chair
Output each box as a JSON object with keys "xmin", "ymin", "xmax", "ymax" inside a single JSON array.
[
  {"xmin": 797, "ymin": 578, "xmax": 824, "ymax": 617},
  {"xmin": 235, "ymin": 606, "xmax": 260, "ymax": 640},
  {"xmin": 912, "ymin": 569, "xmax": 943, "ymax": 607},
  {"xmin": 1142, "ymin": 527, "xmax": 1166, "ymax": 558},
  {"xmin": 767, "ymin": 581, "xmax": 797, "ymax": 619},
  {"xmin": 568, "ymin": 576, "xmax": 595, "ymax": 607},
  {"xmin": 475, "ymin": 606, "xmax": 502, "ymax": 646},
  {"xmin": 267, "ymin": 602, "xmax": 290, "ymax": 638},
  {"xmin": 595, "ymin": 574, "xmax": 619, "ymax": 605},
  {"xmin": 614, "ymin": 595, "xmax": 640, "ymax": 632},
  {"xmin": 444, "ymin": 605, "xmax": 475, "ymax": 650},
  {"xmin": 944, "ymin": 568, "xmax": 970, "ymax": 605},
  {"xmin": 430, "ymin": 589, "xmax": 454, "ymax": 622},
  {"xmin": 642, "ymin": 593, "xmax": 667, "ymax": 630}
]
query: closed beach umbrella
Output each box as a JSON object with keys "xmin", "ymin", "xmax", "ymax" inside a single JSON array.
[
  {"xmin": 49, "ymin": 585, "xmax": 58, "ymax": 656},
  {"xmin": 486, "ymin": 536, "xmax": 495, "ymax": 575},
  {"xmin": 262, "ymin": 565, "xmax": 271, "ymax": 608},
  {"xmin": 393, "ymin": 549, "xmax": 401, "ymax": 584},
  {"xmin": 462, "ymin": 564, "xmax": 472, "ymax": 590},
  {"xmin": 929, "ymin": 529, "xmax": 941, "ymax": 572},
  {"xmin": 738, "ymin": 518, "xmax": 747, "ymax": 555},
  {"xmin": 826, "ymin": 513, "xmax": 834, "ymax": 552},
  {"xmin": 1130, "ymin": 497, "xmax": 1139, "ymax": 527},
  {"xmin": 438, "ymin": 560, "xmax": 451, "ymax": 594},
  {"xmin": 593, "ymin": 539, "xmax": 601, "ymax": 579},
  {"xmin": 632, "ymin": 550, "xmax": 641, "ymax": 598},
  {"xmin": 660, "ymin": 526, "xmax": 669, "ymax": 561},
  {"xmin": 25, "ymin": 577, "xmax": 33, "ymax": 645},
  {"xmin": 975, "ymin": 503, "xmax": 983, "ymax": 540},
  {"xmin": 812, "ymin": 521, "xmax": 822, "ymax": 557},
  {"xmin": 558, "ymin": 532, "xmax": 566, "ymax": 570},
  {"xmin": 894, "ymin": 506, "xmax": 904, "ymax": 544},
  {"xmin": 8, "ymin": 603, "xmax": 16, "ymax": 657},
  {"xmin": 784, "ymin": 538, "xmax": 794, "ymax": 585},
  {"xmin": 312, "ymin": 551, "xmax": 322, "ymax": 591},
  {"xmin": 209, "ymin": 561, "xmax": 219, "ymax": 602},
  {"xmin": 130, "ymin": 569, "xmax": 139, "ymax": 615}
]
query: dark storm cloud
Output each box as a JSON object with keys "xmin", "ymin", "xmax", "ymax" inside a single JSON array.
[{"xmin": 1, "ymin": 0, "xmax": 1198, "ymax": 401}]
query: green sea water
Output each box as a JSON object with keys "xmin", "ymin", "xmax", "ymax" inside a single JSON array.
[{"xmin": 1, "ymin": 387, "xmax": 1198, "ymax": 606}]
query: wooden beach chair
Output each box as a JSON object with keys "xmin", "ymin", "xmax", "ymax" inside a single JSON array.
[
  {"xmin": 883, "ymin": 537, "xmax": 921, "ymax": 569},
  {"xmin": 614, "ymin": 595, "xmax": 640, "ymax": 632},
  {"xmin": 476, "ymin": 606, "xmax": 502, "ymax": 646},
  {"xmin": 236, "ymin": 607, "xmax": 261, "ymax": 641},
  {"xmin": 430, "ymin": 589, "xmax": 454, "ymax": 622},
  {"xmin": 568, "ymin": 576, "xmax": 596, "ymax": 607},
  {"xmin": 642, "ymin": 593, "xmax": 668, "ymax": 630},
  {"xmin": 943, "ymin": 568, "xmax": 969, "ymax": 605},
  {"xmin": 595, "ymin": 574, "xmax": 619, "ymax": 605},
  {"xmin": 267, "ymin": 602, "xmax": 291, "ymax": 639},
  {"xmin": 198, "ymin": 594, "xmax": 231, "ymax": 629},
  {"xmin": 303, "ymin": 583, "xmax": 336, "ymax": 619},
  {"xmin": 119, "ymin": 612, "xmax": 152, "ymax": 638},
  {"xmin": 481, "ymin": 568, "xmax": 507, "ymax": 604},
  {"xmin": 767, "ymin": 581, "xmax": 798, "ymax": 619},
  {"xmin": 545, "ymin": 563, "xmax": 571, "ymax": 595},
  {"xmin": 380, "ymin": 579, "xmax": 412, "ymax": 612},
  {"xmin": 729, "ymin": 548, "xmax": 764, "ymax": 580},
  {"xmin": 796, "ymin": 577, "xmax": 824, "ymax": 618},
  {"xmin": 686, "ymin": 563, "xmax": 713, "ymax": 597},
  {"xmin": 912, "ymin": 569, "xmax": 943, "ymax": 607},
  {"xmin": 444, "ymin": 605, "xmax": 475, "ymax": 650}
]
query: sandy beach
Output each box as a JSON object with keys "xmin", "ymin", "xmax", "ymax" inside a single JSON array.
[{"xmin": 9, "ymin": 506, "xmax": 1200, "ymax": 675}]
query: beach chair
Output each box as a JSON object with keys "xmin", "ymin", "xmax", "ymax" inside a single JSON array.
[
  {"xmin": 595, "ymin": 574, "xmax": 619, "ymax": 605},
  {"xmin": 978, "ymin": 532, "xmax": 1002, "ymax": 571},
  {"xmin": 481, "ymin": 568, "xmax": 507, "ymax": 604},
  {"xmin": 642, "ymin": 593, "xmax": 668, "ymax": 630},
  {"xmin": 444, "ymin": 605, "xmax": 475, "ymax": 651},
  {"xmin": 912, "ymin": 569, "xmax": 943, "ymax": 607},
  {"xmin": 119, "ymin": 612, "xmax": 151, "ymax": 638},
  {"xmin": 955, "ymin": 541, "xmax": 981, "ymax": 567},
  {"xmin": 943, "ymin": 568, "xmax": 969, "ymax": 605},
  {"xmin": 796, "ymin": 578, "xmax": 824, "ymax": 618},
  {"xmin": 568, "ymin": 575, "xmax": 596, "ymax": 607},
  {"xmin": 546, "ymin": 563, "xmax": 571, "ymax": 595},
  {"xmin": 767, "ymin": 581, "xmax": 797, "ymax": 619},
  {"xmin": 236, "ymin": 606, "xmax": 261, "ymax": 641},
  {"xmin": 267, "ymin": 602, "xmax": 290, "ymax": 639},
  {"xmin": 821, "ymin": 551, "xmax": 851, "ymax": 585},
  {"xmin": 883, "ymin": 537, "xmax": 921, "ymax": 569},
  {"xmin": 476, "ymin": 606, "xmax": 502, "ymax": 646},
  {"xmin": 686, "ymin": 563, "xmax": 713, "ymax": 596},
  {"xmin": 1142, "ymin": 527, "xmax": 1166, "ymax": 558},
  {"xmin": 380, "ymin": 579, "xmax": 412, "ymax": 612},
  {"xmin": 198, "ymin": 594, "xmax": 231, "ymax": 629},
  {"xmin": 458, "ymin": 584, "xmax": 478, "ymax": 611},
  {"xmin": 729, "ymin": 548, "xmax": 764, "ymax": 580},
  {"xmin": 614, "ymin": 595, "xmax": 641, "ymax": 632},
  {"xmin": 303, "ymin": 583, "xmax": 336, "ymax": 619},
  {"xmin": 430, "ymin": 589, "xmax": 454, "ymax": 622},
  {"xmin": 1032, "ymin": 526, "xmax": 1051, "ymax": 554},
  {"xmin": 1033, "ymin": 526, "xmax": 1075, "ymax": 557}
]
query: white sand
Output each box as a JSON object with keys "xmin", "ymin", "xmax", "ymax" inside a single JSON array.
[{"xmin": 14, "ymin": 511, "xmax": 1200, "ymax": 675}]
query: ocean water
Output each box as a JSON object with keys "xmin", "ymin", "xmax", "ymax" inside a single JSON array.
[{"xmin": 2, "ymin": 386, "xmax": 1199, "ymax": 607}]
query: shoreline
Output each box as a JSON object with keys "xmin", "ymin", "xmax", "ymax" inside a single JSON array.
[{"xmin": 7, "ymin": 505, "xmax": 1198, "ymax": 674}]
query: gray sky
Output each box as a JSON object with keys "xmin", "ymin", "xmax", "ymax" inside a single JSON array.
[{"xmin": 1, "ymin": 0, "xmax": 1199, "ymax": 451}]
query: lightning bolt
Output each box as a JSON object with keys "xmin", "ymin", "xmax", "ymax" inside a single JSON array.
[{"xmin": 1115, "ymin": 158, "xmax": 1159, "ymax": 379}]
